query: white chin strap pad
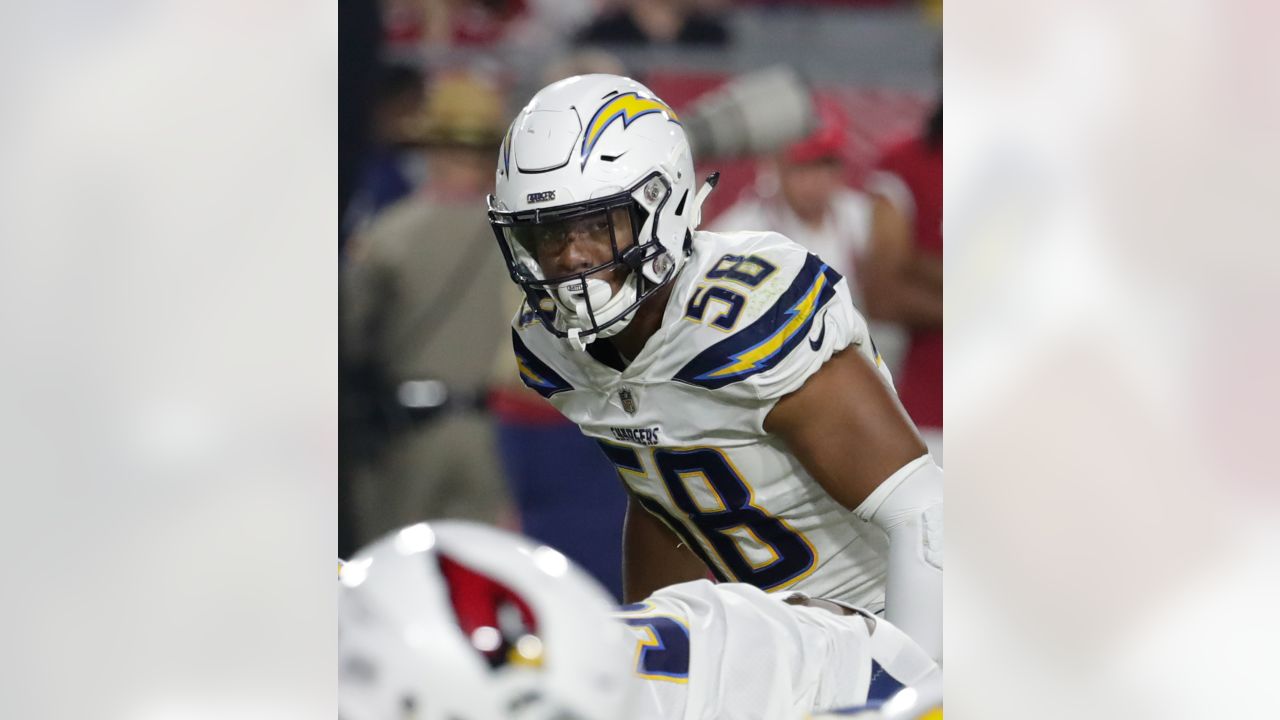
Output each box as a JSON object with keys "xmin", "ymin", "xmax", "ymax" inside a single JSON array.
[
  {"xmin": 555, "ymin": 276, "xmax": 637, "ymax": 351},
  {"xmin": 855, "ymin": 455, "xmax": 944, "ymax": 663},
  {"xmin": 557, "ymin": 278, "xmax": 613, "ymax": 316}
]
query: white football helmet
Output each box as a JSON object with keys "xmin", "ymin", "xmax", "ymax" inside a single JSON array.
[
  {"xmin": 338, "ymin": 521, "xmax": 636, "ymax": 720},
  {"xmin": 488, "ymin": 74, "xmax": 715, "ymax": 350}
]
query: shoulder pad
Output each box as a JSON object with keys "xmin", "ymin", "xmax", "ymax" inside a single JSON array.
[
  {"xmin": 511, "ymin": 328, "xmax": 573, "ymax": 398},
  {"xmin": 674, "ymin": 249, "xmax": 842, "ymax": 390}
]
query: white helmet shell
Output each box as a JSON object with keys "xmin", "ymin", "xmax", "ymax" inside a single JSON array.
[
  {"xmin": 489, "ymin": 74, "xmax": 700, "ymax": 348},
  {"xmin": 339, "ymin": 521, "xmax": 635, "ymax": 720}
]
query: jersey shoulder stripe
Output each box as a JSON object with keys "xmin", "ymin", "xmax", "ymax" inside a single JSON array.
[
  {"xmin": 511, "ymin": 328, "xmax": 573, "ymax": 398},
  {"xmin": 673, "ymin": 252, "xmax": 841, "ymax": 389}
]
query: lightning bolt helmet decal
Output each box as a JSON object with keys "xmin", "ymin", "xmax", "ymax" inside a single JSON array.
[{"xmin": 580, "ymin": 92, "xmax": 680, "ymax": 170}]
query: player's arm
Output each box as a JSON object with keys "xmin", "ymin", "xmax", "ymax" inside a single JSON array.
[
  {"xmin": 783, "ymin": 593, "xmax": 943, "ymax": 712},
  {"xmin": 858, "ymin": 195, "xmax": 943, "ymax": 328},
  {"xmin": 764, "ymin": 346, "xmax": 943, "ymax": 661},
  {"xmin": 622, "ymin": 494, "xmax": 710, "ymax": 603}
]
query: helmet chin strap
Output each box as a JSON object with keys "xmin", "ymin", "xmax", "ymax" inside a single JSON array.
[
  {"xmin": 566, "ymin": 327, "xmax": 588, "ymax": 352},
  {"xmin": 561, "ymin": 287, "xmax": 598, "ymax": 351}
]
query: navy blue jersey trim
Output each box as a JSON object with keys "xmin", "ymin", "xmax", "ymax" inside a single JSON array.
[
  {"xmin": 867, "ymin": 660, "xmax": 907, "ymax": 701},
  {"xmin": 819, "ymin": 662, "xmax": 911, "ymax": 716},
  {"xmin": 674, "ymin": 254, "xmax": 841, "ymax": 390},
  {"xmin": 512, "ymin": 329, "xmax": 573, "ymax": 398}
]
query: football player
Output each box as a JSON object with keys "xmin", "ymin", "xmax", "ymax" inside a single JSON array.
[
  {"xmin": 338, "ymin": 521, "xmax": 940, "ymax": 720},
  {"xmin": 488, "ymin": 74, "xmax": 942, "ymax": 660}
]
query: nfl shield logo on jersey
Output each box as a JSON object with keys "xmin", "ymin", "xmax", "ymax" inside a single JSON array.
[{"xmin": 618, "ymin": 386, "xmax": 638, "ymax": 414}]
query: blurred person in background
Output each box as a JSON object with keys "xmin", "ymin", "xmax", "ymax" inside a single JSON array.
[
  {"xmin": 541, "ymin": 48, "xmax": 629, "ymax": 87},
  {"xmin": 384, "ymin": 0, "xmax": 530, "ymax": 50},
  {"xmin": 484, "ymin": 49, "xmax": 634, "ymax": 601},
  {"xmin": 711, "ymin": 101, "xmax": 870, "ymax": 284},
  {"xmin": 709, "ymin": 98, "xmax": 906, "ymax": 374},
  {"xmin": 341, "ymin": 70, "xmax": 513, "ymax": 550},
  {"xmin": 385, "ymin": 0, "xmax": 599, "ymax": 52},
  {"xmin": 576, "ymin": 0, "xmax": 730, "ymax": 47},
  {"xmin": 860, "ymin": 95, "xmax": 943, "ymax": 464},
  {"xmin": 342, "ymin": 63, "xmax": 429, "ymax": 242},
  {"xmin": 501, "ymin": 0, "xmax": 598, "ymax": 50}
]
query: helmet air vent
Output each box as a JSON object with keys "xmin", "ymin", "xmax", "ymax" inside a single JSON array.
[{"xmin": 514, "ymin": 110, "xmax": 581, "ymax": 174}]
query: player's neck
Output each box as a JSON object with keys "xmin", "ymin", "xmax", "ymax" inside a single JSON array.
[{"xmin": 610, "ymin": 281, "xmax": 674, "ymax": 362}]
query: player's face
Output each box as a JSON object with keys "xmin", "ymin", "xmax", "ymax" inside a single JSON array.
[{"xmin": 513, "ymin": 207, "xmax": 635, "ymax": 292}]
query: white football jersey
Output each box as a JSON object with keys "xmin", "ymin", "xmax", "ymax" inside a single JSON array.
[
  {"xmin": 617, "ymin": 580, "xmax": 938, "ymax": 720},
  {"xmin": 511, "ymin": 229, "xmax": 892, "ymax": 608}
]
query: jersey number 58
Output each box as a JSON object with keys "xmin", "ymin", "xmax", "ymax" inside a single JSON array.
[{"xmin": 600, "ymin": 442, "xmax": 817, "ymax": 590}]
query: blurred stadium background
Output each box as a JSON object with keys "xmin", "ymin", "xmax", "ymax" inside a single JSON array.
[{"xmin": 338, "ymin": 0, "xmax": 943, "ymax": 600}]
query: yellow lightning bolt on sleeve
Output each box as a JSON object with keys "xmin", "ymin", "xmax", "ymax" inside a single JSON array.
[{"xmin": 707, "ymin": 273, "xmax": 830, "ymax": 378}]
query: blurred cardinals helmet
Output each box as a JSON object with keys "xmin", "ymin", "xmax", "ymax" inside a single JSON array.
[
  {"xmin": 488, "ymin": 74, "xmax": 714, "ymax": 350},
  {"xmin": 338, "ymin": 521, "xmax": 635, "ymax": 720}
]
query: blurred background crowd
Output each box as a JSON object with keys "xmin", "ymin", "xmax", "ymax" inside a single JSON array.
[{"xmin": 338, "ymin": 0, "xmax": 942, "ymax": 600}]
